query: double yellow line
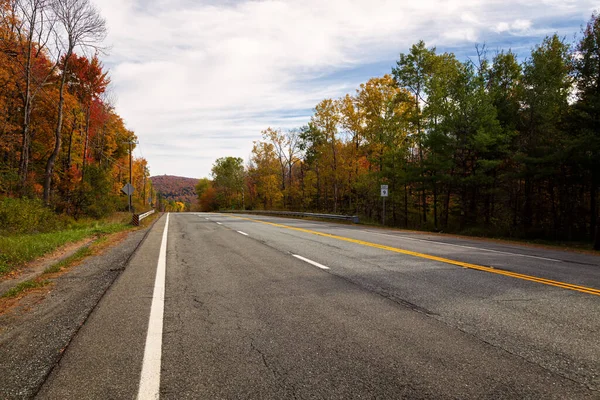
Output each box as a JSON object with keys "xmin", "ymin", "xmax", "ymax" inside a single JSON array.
[{"xmin": 224, "ymin": 214, "xmax": 600, "ymax": 297}]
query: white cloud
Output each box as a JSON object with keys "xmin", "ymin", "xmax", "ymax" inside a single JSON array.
[
  {"xmin": 91, "ymin": 0, "xmax": 597, "ymax": 177},
  {"xmin": 494, "ymin": 19, "xmax": 532, "ymax": 33}
]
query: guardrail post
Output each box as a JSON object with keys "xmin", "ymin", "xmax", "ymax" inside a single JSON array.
[{"xmin": 131, "ymin": 209, "xmax": 155, "ymax": 226}]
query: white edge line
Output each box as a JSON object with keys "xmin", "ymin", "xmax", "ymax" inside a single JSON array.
[
  {"xmin": 292, "ymin": 254, "xmax": 330, "ymax": 270},
  {"xmin": 137, "ymin": 213, "xmax": 169, "ymax": 400},
  {"xmin": 364, "ymin": 230, "xmax": 561, "ymax": 262},
  {"xmin": 237, "ymin": 231, "xmax": 249, "ymax": 236}
]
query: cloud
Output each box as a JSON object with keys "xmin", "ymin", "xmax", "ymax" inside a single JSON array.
[
  {"xmin": 92, "ymin": 0, "xmax": 597, "ymax": 178},
  {"xmin": 494, "ymin": 19, "xmax": 532, "ymax": 33}
]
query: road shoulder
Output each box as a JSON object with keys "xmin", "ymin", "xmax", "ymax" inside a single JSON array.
[{"xmin": 0, "ymin": 216, "xmax": 158, "ymax": 399}]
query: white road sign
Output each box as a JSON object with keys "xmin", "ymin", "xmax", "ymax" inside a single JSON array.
[{"xmin": 381, "ymin": 184, "xmax": 388, "ymax": 197}]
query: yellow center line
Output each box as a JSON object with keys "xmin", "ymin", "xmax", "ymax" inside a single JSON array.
[{"xmin": 221, "ymin": 214, "xmax": 600, "ymax": 297}]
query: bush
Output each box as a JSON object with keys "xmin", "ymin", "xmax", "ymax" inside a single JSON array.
[
  {"xmin": 74, "ymin": 166, "xmax": 120, "ymax": 219},
  {"xmin": 0, "ymin": 197, "xmax": 65, "ymax": 234}
]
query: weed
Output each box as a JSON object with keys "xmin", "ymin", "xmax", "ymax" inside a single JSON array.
[
  {"xmin": 43, "ymin": 246, "xmax": 93, "ymax": 274},
  {"xmin": 2, "ymin": 279, "xmax": 50, "ymax": 298}
]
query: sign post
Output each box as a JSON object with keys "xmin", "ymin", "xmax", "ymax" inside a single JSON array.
[
  {"xmin": 381, "ymin": 184, "xmax": 388, "ymax": 225},
  {"xmin": 121, "ymin": 183, "xmax": 135, "ymax": 213}
]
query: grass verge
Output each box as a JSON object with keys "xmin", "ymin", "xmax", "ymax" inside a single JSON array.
[
  {"xmin": 0, "ymin": 217, "xmax": 133, "ymax": 277},
  {"xmin": 2, "ymin": 279, "xmax": 51, "ymax": 298}
]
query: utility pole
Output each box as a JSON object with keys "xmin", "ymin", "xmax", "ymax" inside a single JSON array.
[
  {"xmin": 129, "ymin": 141, "xmax": 133, "ymax": 213},
  {"xmin": 142, "ymin": 166, "xmax": 147, "ymax": 207},
  {"xmin": 122, "ymin": 139, "xmax": 138, "ymax": 213}
]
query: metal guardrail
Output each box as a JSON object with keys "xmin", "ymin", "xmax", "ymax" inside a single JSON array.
[
  {"xmin": 132, "ymin": 209, "xmax": 155, "ymax": 226},
  {"xmin": 221, "ymin": 209, "xmax": 359, "ymax": 224}
]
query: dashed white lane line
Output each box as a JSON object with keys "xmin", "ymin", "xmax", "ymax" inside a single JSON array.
[
  {"xmin": 363, "ymin": 230, "xmax": 561, "ymax": 262},
  {"xmin": 292, "ymin": 254, "xmax": 330, "ymax": 270},
  {"xmin": 237, "ymin": 231, "xmax": 249, "ymax": 236},
  {"xmin": 137, "ymin": 213, "xmax": 169, "ymax": 400},
  {"xmin": 216, "ymin": 222, "xmax": 222, "ymax": 225}
]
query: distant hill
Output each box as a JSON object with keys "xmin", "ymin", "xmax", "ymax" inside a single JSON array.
[{"xmin": 150, "ymin": 175, "xmax": 199, "ymax": 205}]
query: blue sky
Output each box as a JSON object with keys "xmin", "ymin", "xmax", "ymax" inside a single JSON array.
[{"xmin": 93, "ymin": 0, "xmax": 597, "ymax": 178}]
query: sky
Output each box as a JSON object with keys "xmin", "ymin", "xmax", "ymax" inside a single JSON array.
[{"xmin": 92, "ymin": 0, "xmax": 598, "ymax": 179}]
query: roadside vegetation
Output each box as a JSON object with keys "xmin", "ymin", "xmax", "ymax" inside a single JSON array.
[
  {"xmin": 2, "ymin": 279, "xmax": 50, "ymax": 298},
  {"xmin": 199, "ymin": 12, "xmax": 600, "ymax": 250},
  {"xmin": 0, "ymin": 1, "xmax": 157, "ymax": 223},
  {"xmin": 0, "ymin": 198, "xmax": 136, "ymax": 276}
]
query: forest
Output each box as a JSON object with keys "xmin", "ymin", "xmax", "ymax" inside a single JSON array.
[
  {"xmin": 199, "ymin": 12, "xmax": 600, "ymax": 246},
  {"xmin": 150, "ymin": 175, "xmax": 198, "ymax": 211},
  {"xmin": 0, "ymin": 0, "xmax": 153, "ymax": 219}
]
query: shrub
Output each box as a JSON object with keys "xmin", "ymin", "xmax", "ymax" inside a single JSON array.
[
  {"xmin": 0, "ymin": 197, "xmax": 64, "ymax": 234},
  {"xmin": 74, "ymin": 166, "xmax": 120, "ymax": 219}
]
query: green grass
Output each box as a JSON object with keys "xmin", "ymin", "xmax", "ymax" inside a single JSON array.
[
  {"xmin": 0, "ymin": 221, "xmax": 131, "ymax": 276},
  {"xmin": 2, "ymin": 279, "xmax": 51, "ymax": 298},
  {"xmin": 43, "ymin": 246, "xmax": 93, "ymax": 274}
]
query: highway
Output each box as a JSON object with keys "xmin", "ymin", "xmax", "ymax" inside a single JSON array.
[{"xmin": 37, "ymin": 213, "xmax": 600, "ymax": 399}]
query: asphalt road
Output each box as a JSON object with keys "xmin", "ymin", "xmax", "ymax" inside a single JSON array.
[{"xmin": 37, "ymin": 213, "xmax": 600, "ymax": 399}]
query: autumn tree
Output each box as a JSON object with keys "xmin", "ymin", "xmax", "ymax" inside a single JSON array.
[
  {"xmin": 211, "ymin": 157, "xmax": 245, "ymax": 209},
  {"xmin": 43, "ymin": 0, "xmax": 106, "ymax": 204},
  {"xmin": 64, "ymin": 53, "xmax": 109, "ymax": 179},
  {"xmin": 1, "ymin": 0, "xmax": 57, "ymax": 190},
  {"xmin": 311, "ymin": 99, "xmax": 342, "ymax": 212},
  {"xmin": 248, "ymin": 141, "xmax": 283, "ymax": 209}
]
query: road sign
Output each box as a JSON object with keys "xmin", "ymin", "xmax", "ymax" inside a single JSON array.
[
  {"xmin": 121, "ymin": 183, "xmax": 135, "ymax": 196},
  {"xmin": 381, "ymin": 184, "xmax": 388, "ymax": 197}
]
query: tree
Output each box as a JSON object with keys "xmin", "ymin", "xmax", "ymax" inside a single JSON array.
[
  {"xmin": 392, "ymin": 41, "xmax": 437, "ymax": 224},
  {"xmin": 311, "ymin": 99, "xmax": 341, "ymax": 212},
  {"xmin": 43, "ymin": 0, "xmax": 106, "ymax": 204},
  {"xmin": 573, "ymin": 12, "xmax": 600, "ymax": 247},
  {"xmin": 64, "ymin": 53, "xmax": 109, "ymax": 180},
  {"xmin": 195, "ymin": 177, "xmax": 211, "ymax": 202},
  {"xmin": 520, "ymin": 34, "xmax": 572, "ymax": 236},
  {"xmin": 1, "ymin": 0, "xmax": 57, "ymax": 190},
  {"xmin": 211, "ymin": 157, "xmax": 245, "ymax": 209},
  {"xmin": 259, "ymin": 127, "xmax": 301, "ymax": 208},
  {"xmin": 248, "ymin": 141, "xmax": 282, "ymax": 209}
]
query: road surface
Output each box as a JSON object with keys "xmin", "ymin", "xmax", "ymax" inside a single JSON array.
[{"xmin": 37, "ymin": 213, "xmax": 600, "ymax": 399}]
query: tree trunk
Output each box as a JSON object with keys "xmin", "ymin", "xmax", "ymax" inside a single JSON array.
[
  {"xmin": 591, "ymin": 169, "xmax": 598, "ymax": 241},
  {"xmin": 66, "ymin": 112, "xmax": 77, "ymax": 170},
  {"xmin": 443, "ymin": 185, "xmax": 452, "ymax": 230},
  {"xmin": 594, "ymin": 216, "xmax": 600, "ymax": 251},
  {"xmin": 433, "ymin": 174, "xmax": 438, "ymax": 230},
  {"xmin": 44, "ymin": 54, "xmax": 71, "ymax": 204},
  {"xmin": 316, "ymin": 162, "xmax": 321, "ymax": 210},
  {"xmin": 81, "ymin": 106, "xmax": 91, "ymax": 182},
  {"xmin": 280, "ymin": 163, "xmax": 286, "ymax": 206},
  {"xmin": 18, "ymin": 35, "xmax": 34, "ymax": 191},
  {"xmin": 523, "ymin": 176, "xmax": 533, "ymax": 233},
  {"xmin": 18, "ymin": 122, "xmax": 30, "ymax": 189},
  {"xmin": 404, "ymin": 183, "xmax": 409, "ymax": 227}
]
